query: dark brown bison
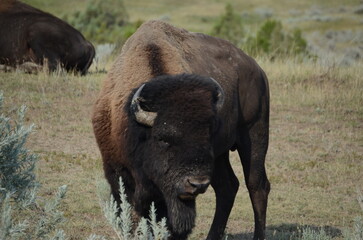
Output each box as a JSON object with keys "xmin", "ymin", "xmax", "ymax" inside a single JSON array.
[
  {"xmin": 92, "ymin": 20, "xmax": 270, "ymax": 240},
  {"xmin": 0, "ymin": 0, "xmax": 95, "ymax": 75}
]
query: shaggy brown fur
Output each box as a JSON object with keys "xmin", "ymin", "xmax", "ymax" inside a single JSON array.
[{"xmin": 92, "ymin": 20, "xmax": 270, "ymax": 240}]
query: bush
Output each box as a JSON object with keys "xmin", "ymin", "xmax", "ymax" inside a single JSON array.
[
  {"xmin": 210, "ymin": 3, "xmax": 245, "ymax": 46},
  {"xmin": 100, "ymin": 177, "xmax": 170, "ymax": 240},
  {"xmin": 210, "ymin": 5, "xmax": 309, "ymax": 58},
  {"xmin": 0, "ymin": 92, "xmax": 68, "ymax": 240},
  {"xmin": 246, "ymin": 19, "xmax": 308, "ymax": 57},
  {"xmin": 63, "ymin": 0, "xmax": 142, "ymax": 45},
  {"xmin": 0, "ymin": 93, "xmax": 37, "ymax": 202}
]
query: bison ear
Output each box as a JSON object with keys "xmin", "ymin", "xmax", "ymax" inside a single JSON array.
[
  {"xmin": 210, "ymin": 77, "xmax": 225, "ymax": 111},
  {"xmin": 130, "ymin": 84, "xmax": 158, "ymax": 127}
]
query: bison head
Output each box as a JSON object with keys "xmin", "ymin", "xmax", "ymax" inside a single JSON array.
[{"xmin": 126, "ymin": 73, "xmax": 224, "ymax": 237}]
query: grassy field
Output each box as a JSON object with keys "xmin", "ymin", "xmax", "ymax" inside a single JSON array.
[
  {"xmin": 23, "ymin": 0, "xmax": 361, "ymax": 33},
  {"xmin": 2, "ymin": 0, "xmax": 363, "ymax": 239},
  {"xmin": 1, "ymin": 56, "xmax": 362, "ymax": 239},
  {"xmin": 21, "ymin": 0, "xmax": 363, "ymax": 64}
]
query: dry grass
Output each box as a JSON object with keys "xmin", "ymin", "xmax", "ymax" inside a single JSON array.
[
  {"xmin": 0, "ymin": 70, "xmax": 114, "ymax": 239},
  {"xmin": 190, "ymin": 58, "xmax": 363, "ymax": 239},
  {"xmin": 1, "ymin": 56, "xmax": 361, "ymax": 239},
  {"xmin": 2, "ymin": 0, "xmax": 362, "ymax": 239}
]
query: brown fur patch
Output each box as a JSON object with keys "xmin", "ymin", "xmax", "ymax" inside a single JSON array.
[
  {"xmin": 0, "ymin": 0, "xmax": 15, "ymax": 12},
  {"xmin": 145, "ymin": 43, "xmax": 165, "ymax": 77}
]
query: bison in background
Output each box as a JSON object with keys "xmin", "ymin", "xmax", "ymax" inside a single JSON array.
[
  {"xmin": 92, "ymin": 20, "xmax": 270, "ymax": 240},
  {"xmin": 0, "ymin": 0, "xmax": 95, "ymax": 75}
]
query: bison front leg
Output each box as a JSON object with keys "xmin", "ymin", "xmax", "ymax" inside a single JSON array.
[
  {"xmin": 238, "ymin": 120, "xmax": 270, "ymax": 240},
  {"xmin": 207, "ymin": 152, "xmax": 239, "ymax": 240}
]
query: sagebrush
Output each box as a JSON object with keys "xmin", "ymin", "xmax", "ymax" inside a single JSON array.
[
  {"xmin": 100, "ymin": 177, "xmax": 170, "ymax": 240},
  {"xmin": 0, "ymin": 92, "xmax": 68, "ymax": 240},
  {"xmin": 0, "ymin": 92, "xmax": 170, "ymax": 240}
]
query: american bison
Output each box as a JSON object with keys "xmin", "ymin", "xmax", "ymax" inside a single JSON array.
[
  {"xmin": 92, "ymin": 20, "xmax": 270, "ymax": 240},
  {"xmin": 0, "ymin": 0, "xmax": 95, "ymax": 75}
]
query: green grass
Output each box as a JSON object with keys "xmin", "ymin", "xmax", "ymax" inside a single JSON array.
[{"xmin": 22, "ymin": 0, "xmax": 361, "ymax": 34}]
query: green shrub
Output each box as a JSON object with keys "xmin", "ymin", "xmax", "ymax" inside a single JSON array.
[
  {"xmin": 210, "ymin": 5, "xmax": 309, "ymax": 58},
  {"xmin": 210, "ymin": 3, "xmax": 245, "ymax": 46},
  {"xmin": 63, "ymin": 0, "xmax": 142, "ymax": 45},
  {"xmin": 254, "ymin": 19, "xmax": 284, "ymax": 53},
  {"xmin": 246, "ymin": 19, "xmax": 308, "ymax": 57},
  {"xmin": 0, "ymin": 92, "xmax": 68, "ymax": 240},
  {"xmin": 0, "ymin": 93, "xmax": 37, "ymax": 202}
]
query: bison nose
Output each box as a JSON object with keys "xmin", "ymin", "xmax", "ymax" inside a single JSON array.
[
  {"xmin": 188, "ymin": 177, "xmax": 210, "ymax": 193},
  {"xmin": 179, "ymin": 176, "xmax": 210, "ymax": 200}
]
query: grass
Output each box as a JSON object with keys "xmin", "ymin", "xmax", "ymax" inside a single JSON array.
[
  {"xmin": 124, "ymin": 0, "xmax": 363, "ymax": 36},
  {"xmin": 2, "ymin": 1, "xmax": 362, "ymax": 239},
  {"xmin": 0, "ymin": 70, "xmax": 113, "ymax": 239},
  {"xmin": 1, "ymin": 56, "xmax": 362, "ymax": 239},
  {"xmin": 22, "ymin": 0, "xmax": 361, "ymax": 34},
  {"xmin": 190, "ymin": 57, "xmax": 362, "ymax": 239}
]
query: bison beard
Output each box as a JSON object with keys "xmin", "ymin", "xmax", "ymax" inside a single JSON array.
[
  {"xmin": 161, "ymin": 170, "xmax": 205, "ymax": 238},
  {"xmin": 133, "ymin": 167, "xmax": 197, "ymax": 238},
  {"xmin": 167, "ymin": 194, "xmax": 196, "ymax": 238}
]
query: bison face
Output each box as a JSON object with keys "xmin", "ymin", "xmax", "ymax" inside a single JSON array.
[
  {"xmin": 145, "ymin": 117, "xmax": 215, "ymax": 236},
  {"xmin": 147, "ymin": 115, "xmax": 214, "ymax": 200},
  {"xmin": 127, "ymin": 74, "xmax": 224, "ymax": 236}
]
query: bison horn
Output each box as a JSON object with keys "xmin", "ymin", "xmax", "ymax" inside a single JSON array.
[
  {"xmin": 130, "ymin": 84, "xmax": 157, "ymax": 127},
  {"xmin": 210, "ymin": 77, "xmax": 225, "ymax": 111}
]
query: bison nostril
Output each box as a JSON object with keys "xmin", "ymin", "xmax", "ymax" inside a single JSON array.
[
  {"xmin": 187, "ymin": 176, "xmax": 210, "ymax": 193},
  {"xmin": 178, "ymin": 176, "xmax": 211, "ymax": 200}
]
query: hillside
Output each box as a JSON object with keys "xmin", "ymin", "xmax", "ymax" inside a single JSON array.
[{"xmin": 21, "ymin": 0, "xmax": 363, "ymax": 64}]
